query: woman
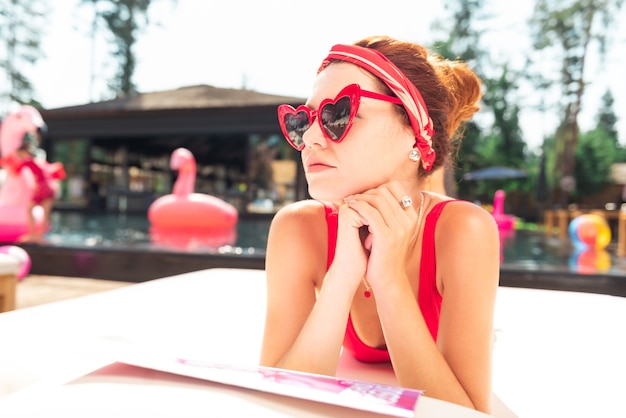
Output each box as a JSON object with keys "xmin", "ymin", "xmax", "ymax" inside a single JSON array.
[{"xmin": 260, "ymin": 36, "xmax": 500, "ymax": 413}]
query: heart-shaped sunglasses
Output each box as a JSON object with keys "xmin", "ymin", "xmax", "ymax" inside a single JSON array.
[{"xmin": 277, "ymin": 83, "xmax": 402, "ymax": 151}]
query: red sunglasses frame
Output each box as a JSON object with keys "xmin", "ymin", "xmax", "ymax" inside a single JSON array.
[{"xmin": 277, "ymin": 83, "xmax": 402, "ymax": 151}]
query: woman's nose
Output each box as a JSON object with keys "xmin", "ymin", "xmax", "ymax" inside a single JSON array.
[{"xmin": 301, "ymin": 117, "xmax": 329, "ymax": 149}]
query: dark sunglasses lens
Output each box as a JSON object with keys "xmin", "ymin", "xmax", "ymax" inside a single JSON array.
[
  {"xmin": 283, "ymin": 111, "xmax": 310, "ymax": 148},
  {"xmin": 320, "ymin": 96, "xmax": 351, "ymax": 141}
]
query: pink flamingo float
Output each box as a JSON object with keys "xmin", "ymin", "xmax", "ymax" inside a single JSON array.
[
  {"xmin": 491, "ymin": 189, "xmax": 516, "ymax": 232},
  {"xmin": 0, "ymin": 105, "xmax": 64, "ymax": 242},
  {"xmin": 491, "ymin": 189, "xmax": 517, "ymax": 262},
  {"xmin": 148, "ymin": 148, "xmax": 239, "ymax": 249}
]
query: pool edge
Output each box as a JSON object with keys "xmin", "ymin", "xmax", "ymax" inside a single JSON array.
[{"xmin": 9, "ymin": 243, "xmax": 625, "ymax": 297}]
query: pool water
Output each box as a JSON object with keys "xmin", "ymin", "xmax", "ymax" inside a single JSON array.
[
  {"xmin": 500, "ymin": 228, "xmax": 626, "ymax": 276},
  {"xmin": 501, "ymin": 230, "xmax": 572, "ymax": 266},
  {"xmin": 47, "ymin": 211, "xmax": 272, "ymax": 252},
  {"xmin": 46, "ymin": 211, "xmax": 626, "ymax": 276}
]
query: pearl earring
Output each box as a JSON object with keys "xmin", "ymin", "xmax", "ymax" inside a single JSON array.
[{"xmin": 409, "ymin": 149, "xmax": 420, "ymax": 162}]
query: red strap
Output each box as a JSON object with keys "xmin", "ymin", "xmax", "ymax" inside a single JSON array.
[{"xmin": 419, "ymin": 200, "xmax": 456, "ymax": 341}]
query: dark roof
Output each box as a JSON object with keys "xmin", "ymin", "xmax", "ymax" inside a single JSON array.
[
  {"xmin": 39, "ymin": 84, "xmax": 305, "ymax": 138},
  {"xmin": 43, "ymin": 84, "xmax": 305, "ymax": 114}
]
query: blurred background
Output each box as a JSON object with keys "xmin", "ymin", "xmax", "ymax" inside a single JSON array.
[{"xmin": 1, "ymin": 0, "xmax": 625, "ymax": 223}]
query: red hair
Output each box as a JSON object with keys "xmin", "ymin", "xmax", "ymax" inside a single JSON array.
[{"xmin": 326, "ymin": 36, "xmax": 483, "ymax": 174}]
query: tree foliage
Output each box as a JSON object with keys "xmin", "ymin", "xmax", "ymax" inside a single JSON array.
[
  {"xmin": 0, "ymin": 0, "xmax": 45, "ymax": 109},
  {"xmin": 3, "ymin": 0, "xmax": 625, "ymax": 217},
  {"xmin": 80, "ymin": 0, "xmax": 174, "ymax": 97},
  {"xmin": 573, "ymin": 127, "xmax": 620, "ymax": 197},
  {"xmin": 571, "ymin": 88, "xmax": 625, "ymax": 196},
  {"xmin": 528, "ymin": 0, "xmax": 624, "ymax": 205},
  {"xmin": 596, "ymin": 89, "xmax": 619, "ymax": 142},
  {"xmin": 480, "ymin": 65, "xmax": 527, "ymax": 168},
  {"xmin": 431, "ymin": 0, "xmax": 528, "ymax": 201},
  {"xmin": 429, "ymin": 0, "xmax": 625, "ymax": 215}
]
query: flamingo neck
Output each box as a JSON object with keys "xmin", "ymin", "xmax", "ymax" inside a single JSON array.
[{"xmin": 173, "ymin": 161, "xmax": 196, "ymax": 196}]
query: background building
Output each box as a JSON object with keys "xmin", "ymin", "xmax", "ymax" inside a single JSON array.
[{"xmin": 40, "ymin": 84, "xmax": 307, "ymax": 216}]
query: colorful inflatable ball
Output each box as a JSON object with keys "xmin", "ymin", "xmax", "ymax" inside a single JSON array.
[
  {"xmin": 568, "ymin": 214, "xmax": 611, "ymax": 250},
  {"xmin": 568, "ymin": 248, "xmax": 611, "ymax": 275}
]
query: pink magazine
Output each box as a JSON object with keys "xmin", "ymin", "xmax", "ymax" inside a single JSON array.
[{"xmin": 115, "ymin": 353, "xmax": 421, "ymax": 417}]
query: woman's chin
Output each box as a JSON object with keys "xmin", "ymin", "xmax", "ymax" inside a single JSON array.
[{"xmin": 307, "ymin": 188, "xmax": 342, "ymax": 203}]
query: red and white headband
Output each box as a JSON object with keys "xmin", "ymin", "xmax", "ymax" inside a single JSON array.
[{"xmin": 319, "ymin": 44, "xmax": 436, "ymax": 170}]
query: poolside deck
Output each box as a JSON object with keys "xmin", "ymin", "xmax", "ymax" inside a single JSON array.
[{"xmin": 15, "ymin": 275, "xmax": 132, "ymax": 310}]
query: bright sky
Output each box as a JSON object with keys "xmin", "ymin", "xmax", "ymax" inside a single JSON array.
[{"xmin": 26, "ymin": 0, "xmax": 626, "ymax": 152}]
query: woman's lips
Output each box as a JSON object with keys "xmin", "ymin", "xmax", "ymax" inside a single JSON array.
[
  {"xmin": 304, "ymin": 155, "xmax": 335, "ymax": 173},
  {"xmin": 306, "ymin": 162, "xmax": 334, "ymax": 173}
]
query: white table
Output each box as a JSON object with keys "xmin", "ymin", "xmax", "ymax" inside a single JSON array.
[
  {"xmin": 0, "ymin": 268, "xmax": 623, "ymax": 417},
  {"xmin": 0, "ymin": 268, "xmax": 492, "ymax": 417},
  {"xmin": 0, "ymin": 362, "xmax": 493, "ymax": 417},
  {"xmin": 492, "ymin": 285, "xmax": 626, "ymax": 418}
]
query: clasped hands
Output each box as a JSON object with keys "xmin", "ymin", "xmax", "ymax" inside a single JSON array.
[{"xmin": 331, "ymin": 181, "xmax": 419, "ymax": 295}]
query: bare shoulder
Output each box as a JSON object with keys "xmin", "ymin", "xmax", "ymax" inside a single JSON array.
[
  {"xmin": 433, "ymin": 198, "xmax": 500, "ymax": 289},
  {"xmin": 266, "ymin": 200, "xmax": 330, "ymax": 277},
  {"xmin": 434, "ymin": 199, "xmax": 499, "ymax": 237},
  {"xmin": 270, "ymin": 199, "xmax": 329, "ymax": 234}
]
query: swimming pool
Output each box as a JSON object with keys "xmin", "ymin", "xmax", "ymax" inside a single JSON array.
[
  {"xmin": 45, "ymin": 211, "xmax": 603, "ymax": 266},
  {"xmin": 47, "ymin": 211, "xmax": 272, "ymax": 252},
  {"xmin": 14, "ymin": 211, "xmax": 626, "ymax": 295}
]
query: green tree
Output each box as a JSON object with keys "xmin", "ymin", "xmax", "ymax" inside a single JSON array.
[
  {"xmin": 480, "ymin": 65, "xmax": 527, "ymax": 169},
  {"xmin": 573, "ymin": 128, "xmax": 619, "ymax": 197},
  {"xmin": 429, "ymin": 0, "xmax": 486, "ymax": 197},
  {"xmin": 544, "ymin": 90, "xmax": 623, "ymax": 202},
  {"xmin": 431, "ymin": 0, "xmax": 484, "ymax": 64},
  {"xmin": 0, "ymin": 0, "xmax": 45, "ymax": 110},
  {"xmin": 528, "ymin": 0, "xmax": 624, "ymax": 206},
  {"xmin": 571, "ymin": 87, "xmax": 623, "ymax": 198},
  {"xmin": 596, "ymin": 89, "xmax": 619, "ymax": 144},
  {"xmin": 431, "ymin": 0, "xmax": 528, "ymax": 202},
  {"xmin": 80, "ymin": 0, "xmax": 174, "ymax": 97}
]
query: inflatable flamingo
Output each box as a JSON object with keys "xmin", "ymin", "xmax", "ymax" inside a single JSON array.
[
  {"xmin": 490, "ymin": 189, "xmax": 517, "ymax": 263},
  {"xmin": 148, "ymin": 148, "xmax": 238, "ymax": 249},
  {"xmin": 492, "ymin": 189, "xmax": 516, "ymax": 232},
  {"xmin": 0, "ymin": 106, "xmax": 64, "ymax": 242}
]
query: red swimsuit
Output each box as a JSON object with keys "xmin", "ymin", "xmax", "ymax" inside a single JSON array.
[
  {"xmin": 17, "ymin": 159, "xmax": 55, "ymax": 204},
  {"xmin": 322, "ymin": 200, "xmax": 455, "ymax": 363}
]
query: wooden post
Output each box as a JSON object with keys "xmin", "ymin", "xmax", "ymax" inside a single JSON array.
[
  {"xmin": 544, "ymin": 210, "xmax": 554, "ymax": 236},
  {"xmin": 0, "ymin": 274, "xmax": 17, "ymax": 312},
  {"xmin": 618, "ymin": 210, "xmax": 626, "ymax": 257},
  {"xmin": 0, "ymin": 254, "xmax": 19, "ymax": 313},
  {"xmin": 556, "ymin": 209, "xmax": 569, "ymax": 239}
]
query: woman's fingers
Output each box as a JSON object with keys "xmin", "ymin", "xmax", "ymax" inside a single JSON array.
[{"xmin": 348, "ymin": 182, "xmax": 417, "ymax": 234}]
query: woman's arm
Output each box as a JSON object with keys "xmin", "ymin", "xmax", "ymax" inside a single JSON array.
[
  {"xmin": 375, "ymin": 201, "xmax": 499, "ymax": 413},
  {"xmin": 259, "ymin": 200, "xmax": 361, "ymax": 375}
]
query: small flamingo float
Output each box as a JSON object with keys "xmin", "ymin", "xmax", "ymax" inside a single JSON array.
[
  {"xmin": 491, "ymin": 189, "xmax": 517, "ymax": 263},
  {"xmin": 491, "ymin": 189, "xmax": 516, "ymax": 232},
  {"xmin": 148, "ymin": 148, "xmax": 238, "ymax": 249},
  {"xmin": 0, "ymin": 105, "xmax": 65, "ymax": 242}
]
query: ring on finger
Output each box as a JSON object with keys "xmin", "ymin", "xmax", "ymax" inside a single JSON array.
[{"xmin": 400, "ymin": 195, "xmax": 412, "ymax": 209}]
